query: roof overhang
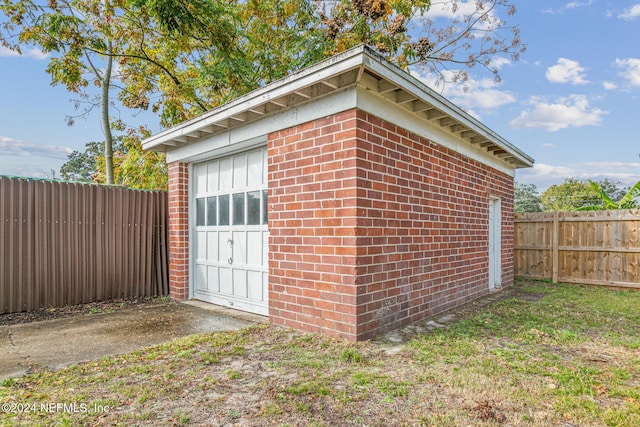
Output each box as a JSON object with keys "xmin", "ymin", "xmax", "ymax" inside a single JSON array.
[{"xmin": 143, "ymin": 45, "xmax": 534, "ymax": 169}]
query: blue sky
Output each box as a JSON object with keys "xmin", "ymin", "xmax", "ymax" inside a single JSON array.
[{"xmin": 1, "ymin": 0, "xmax": 639, "ymax": 191}]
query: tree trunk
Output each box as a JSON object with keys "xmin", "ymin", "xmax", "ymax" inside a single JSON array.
[{"xmin": 102, "ymin": 40, "xmax": 114, "ymax": 185}]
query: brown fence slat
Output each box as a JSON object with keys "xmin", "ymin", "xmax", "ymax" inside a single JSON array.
[
  {"xmin": 0, "ymin": 177, "xmax": 169, "ymax": 314},
  {"xmin": 515, "ymin": 210, "xmax": 640, "ymax": 289}
]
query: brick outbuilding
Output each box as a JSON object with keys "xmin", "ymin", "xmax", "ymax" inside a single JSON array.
[{"xmin": 143, "ymin": 46, "xmax": 534, "ymax": 341}]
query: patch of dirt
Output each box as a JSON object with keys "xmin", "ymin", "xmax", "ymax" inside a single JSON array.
[
  {"xmin": 378, "ymin": 284, "xmax": 548, "ymax": 344},
  {"xmin": 0, "ymin": 296, "xmax": 170, "ymax": 326},
  {"xmin": 468, "ymin": 400, "xmax": 507, "ymax": 423}
]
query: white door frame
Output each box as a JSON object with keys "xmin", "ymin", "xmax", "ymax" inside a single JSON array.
[{"xmin": 488, "ymin": 196, "xmax": 502, "ymax": 290}]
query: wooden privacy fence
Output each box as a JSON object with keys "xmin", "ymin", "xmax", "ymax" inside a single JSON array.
[
  {"xmin": 0, "ymin": 176, "xmax": 169, "ymax": 314},
  {"xmin": 515, "ymin": 210, "xmax": 640, "ymax": 289}
]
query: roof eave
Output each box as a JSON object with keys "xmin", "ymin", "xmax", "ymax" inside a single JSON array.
[
  {"xmin": 142, "ymin": 46, "xmax": 369, "ymax": 152},
  {"xmin": 143, "ymin": 45, "xmax": 534, "ymax": 169}
]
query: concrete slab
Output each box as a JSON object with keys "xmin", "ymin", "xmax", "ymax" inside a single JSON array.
[{"xmin": 0, "ymin": 302, "xmax": 265, "ymax": 381}]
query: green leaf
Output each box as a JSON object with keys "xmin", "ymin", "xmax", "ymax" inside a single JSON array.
[
  {"xmin": 617, "ymin": 181, "xmax": 640, "ymax": 209},
  {"xmin": 588, "ymin": 180, "xmax": 617, "ymax": 209}
]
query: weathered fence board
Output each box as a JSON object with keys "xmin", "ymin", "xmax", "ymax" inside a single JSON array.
[
  {"xmin": 515, "ymin": 210, "xmax": 640, "ymax": 289},
  {"xmin": 0, "ymin": 177, "xmax": 169, "ymax": 314}
]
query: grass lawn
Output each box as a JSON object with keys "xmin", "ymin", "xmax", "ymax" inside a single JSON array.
[{"xmin": 1, "ymin": 279, "xmax": 639, "ymax": 426}]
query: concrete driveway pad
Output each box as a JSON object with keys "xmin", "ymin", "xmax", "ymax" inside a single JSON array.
[{"xmin": 0, "ymin": 301, "xmax": 264, "ymax": 381}]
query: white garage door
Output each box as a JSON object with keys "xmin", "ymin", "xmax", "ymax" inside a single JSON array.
[{"xmin": 192, "ymin": 147, "xmax": 269, "ymax": 315}]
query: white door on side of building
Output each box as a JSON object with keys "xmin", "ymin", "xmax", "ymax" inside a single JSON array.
[
  {"xmin": 488, "ymin": 197, "xmax": 502, "ymax": 290},
  {"xmin": 192, "ymin": 147, "xmax": 269, "ymax": 315}
]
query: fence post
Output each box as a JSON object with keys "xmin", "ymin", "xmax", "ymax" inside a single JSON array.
[{"xmin": 552, "ymin": 211, "xmax": 559, "ymax": 283}]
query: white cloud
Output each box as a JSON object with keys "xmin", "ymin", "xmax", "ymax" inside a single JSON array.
[
  {"xmin": 0, "ymin": 46, "xmax": 48, "ymax": 60},
  {"xmin": 619, "ymin": 4, "xmax": 640, "ymax": 20},
  {"xmin": 566, "ymin": 1, "xmax": 593, "ymax": 9},
  {"xmin": 534, "ymin": 163, "xmax": 575, "ymax": 177},
  {"xmin": 412, "ymin": 69, "xmax": 516, "ymax": 111},
  {"xmin": 615, "ymin": 58, "xmax": 640, "ymax": 86},
  {"xmin": 423, "ymin": 0, "xmax": 501, "ymax": 31},
  {"xmin": 546, "ymin": 58, "xmax": 589, "ymax": 85},
  {"xmin": 519, "ymin": 163, "xmax": 576, "ymax": 183},
  {"xmin": 489, "ymin": 57, "xmax": 512, "ymax": 71},
  {"xmin": 0, "ymin": 136, "xmax": 72, "ymax": 159},
  {"xmin": 455, "ymin": 84, "xmax": 516, "ymax": 110},
  {"xmin": 542, "ymin": 143, "xmax": 555, "ymax": 148},
  {"xmin": 0, "ymin": 164, "xmax": 59, "ymax": 179},
  {"xmin": 442, "ymin": 77, "xmax": 516, "ymax": 110},
  {"xmin": 516, "ymin": 162, "xmax": 640, "ymax": 191},
  {"xmin": 602, "ymin": 81, "xmax": 617, "ymax": 90},
  {"xmin": 509, "ymin": 95, "xmax": 607, "ymax": 132},
  {"xmin": 542, "ymin": 1, "xmax": 593, "ymax": 14}
]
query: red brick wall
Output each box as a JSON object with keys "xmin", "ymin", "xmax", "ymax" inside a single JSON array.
[
  {"xmin": 167, "ymin": 161, "xmax": 190, "ymax": 300},
  {"xmin": 268, "ymin": 109, "xmax": 514, "ymax": 341},
  {"xmin": 352, "ymin": 110, "xmax": 514, "ymax": 340},
  {"xmin": 268, "ymin": 110, "xmax": 361, "ymax": 340}
]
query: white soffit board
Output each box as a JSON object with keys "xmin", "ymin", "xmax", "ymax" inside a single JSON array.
[{"xmin": 144, "ymin": 45, "xmax": 534, "ymax": 170}]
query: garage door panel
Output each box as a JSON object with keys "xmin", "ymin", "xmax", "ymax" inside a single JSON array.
[
  {"xmin": 207, "ymin": 160, "xmax": 219, "ymax": 192},
  {"xmin": 233, "ymin": 153, "xmax": 247, "ymax": 189},
  {"xmin": 219, "ymin": 157, "xmax": 232, "ymax": 191},
  {"xmin": 207, "ymin": 231, "xmax": 218, "ymax": 261},
  {"xmin": 232, "ymin": 231, "xmax": 246, "ymax": 265},
  {"xmin": 233, "ymin": 269, "xmax": 247, "ymax": 298},
  {"xmin": 207, "ymin": 266, "xmax": 219, "ymax": 292},
  {"xmin": 196, "ymin": 231, "xmax": 207, "ymax": 260},
  {"xmin": 219, "ymin": 267, "xmax": 233, "ymax": 295},
  {"xmin": 219, "ymin": 231, "xmax": 232, "ymax": 263},
  {"xmin": 195, "ymin": 265, "xmax": 207, "ymax": 290},
  {"xmin": 248, "ymin": 150, "xmax": 263, "ymax": 187},
  {"xmin": 247, "ymin": 270, "xmax": 263, "ymax": 300},
  {"xmin": 195, "ymin": 163, "xmax": 207, "ymax": 194},
  {"xmin": 246, "ymin": 231, "xmax": 262, "ymax": 266}
]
